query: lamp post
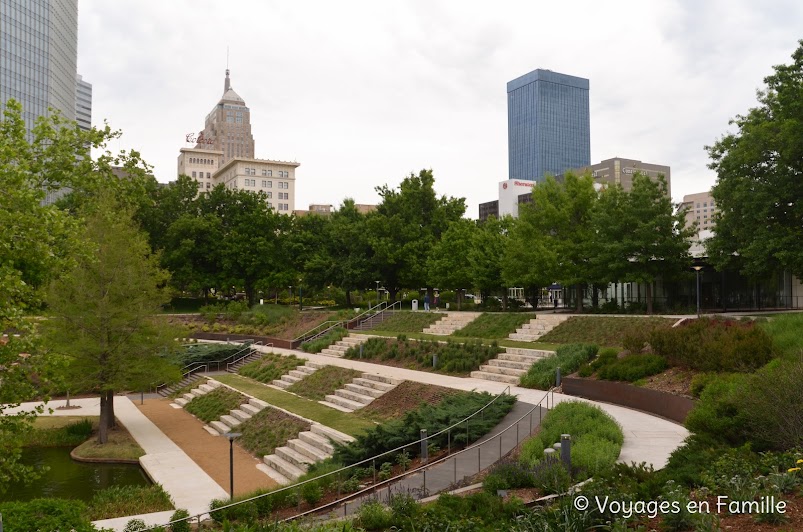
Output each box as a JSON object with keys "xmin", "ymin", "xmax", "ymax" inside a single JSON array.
[
  {"xmin": 288, "ymin": 285, "xmax": 292, "ymax": 305},
  {"xmin": 298, "ymin": 278, "xmax": 303, "ymax": 311},
  {"xmin": 375, "ymin": 280, "xmax": 380, "ymax": 307},
  {"xmin": 224, "ymin": 432, "xmax": 242, "ymax": 500},
  {"xmin": 693, "ymin": 266, "xmax": 703, "ymax": 317}
]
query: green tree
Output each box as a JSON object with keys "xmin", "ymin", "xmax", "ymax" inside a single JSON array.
[
  {"xmin": 138, "ymin": 174, "xmax": 201, "ymax": 252},
  {"xmin": 368, "ymin": 170, "xmax": 465, "ymax": 301},
  {"xmin": 706, "ymin": 41, "xmax": 803, "ymax": 279},
  {"xmin": 593, "ymin": 174, "xmax": 693, "ymax": 313},
  {"xmin": 162, "ymin": 213, "xmax": 223, "ymax": 298},
  {"xmin": 428, "ymin": 218, "xmax": 477, "ymax": 309},
  {"xmin": 470, "ymin": 216, "xmax": 511, "ymax": 307},
  {"xmin": 0, "ymin": 100, "xmax": 84, "ymax": 491},
  {"xmin": 44, "ymin": 195, "xmax": 180, "ymax": 443}
]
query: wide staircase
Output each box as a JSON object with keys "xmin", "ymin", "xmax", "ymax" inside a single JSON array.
[
  {"xmin": 262, "ymin": 424, "xmax": 354, "ymax": 484},
  {"xmin": 270, "ymin": 360, "xmax": 325, "ymax": 390},
  {"xmin": 471, "ymin": 347, "xmax": 555, "ymax": 385},
  {"xmin": 507, "ymin": 314, "xmax": 570, "ymax": 342},
  {"xmin": 158, "ymin": 373, "xmax": 206, "ymax": 398},
  {"xmin": 320, "ymin": 373, "xmax": 401, "ymax": 412},
  {"xmin": 320, "ymin": 334, "xmax": 371, "ymax": 358},
  {"xmin": 422, "ymin": 311, "xmax": 483, "ymax": 336},
  {"xmin": 172, "ymin": 379, "xmax": 265, "ymax": 436}
]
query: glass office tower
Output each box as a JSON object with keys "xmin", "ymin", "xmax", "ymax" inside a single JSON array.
[
  {"xmin": 507, "ymin": 69, "xmax": 590, "ymax": 182},
  {"xmin": 0, "ymin": 0, "xmax": 78, "ymax": 135}
]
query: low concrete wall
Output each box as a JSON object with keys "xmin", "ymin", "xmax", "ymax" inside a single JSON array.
[
  {"xmin": 189, "ymin": 332, "xmax": 298, "ymax": 350},
  {"xmin": 562, "ymin": 377, "xmax": 695, "ymax": 424}
]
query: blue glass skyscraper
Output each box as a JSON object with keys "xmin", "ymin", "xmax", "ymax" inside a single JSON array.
[{"xmin": 507, "ymin": 69, "xmax": 590, "ymax": 182}]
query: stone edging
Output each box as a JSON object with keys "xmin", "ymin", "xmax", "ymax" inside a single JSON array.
[{"xmin": 69, "ymin": 447, "xmax": 141, "ymax": 465}]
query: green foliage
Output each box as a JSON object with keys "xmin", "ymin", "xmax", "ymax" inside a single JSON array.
[
  {"xmin": 238, "ymin": 353, "xmax": 302, "ymax": 384},
  {"xmin": 760, "ymin": 313, "xmax": 803, "ymax": 358},
  {"xmin": 689, "ymin": 372, "xmax": 716, "ymax": 398},
  {"xmin": 706, "ymin": 41, "xmax": 803, "ymax": 280},
  {"xmin": 649, "ymin": 317, "xmax": 776, "ymax": 372},
  {"xmin": 124, "ymin": 518, "xmax": 147, "ymax": 532},
  {"xmin": 238, "ymin": 408, "xmax": 309, "ymax": 457},
  {"xmin": 685, "ymin": 373, "xmax": 749, "ymax": 446},
  {"xmin": 520, "ymin": 401, "xmax": 623, "ymax": 481},
  {"xmin": 169, "ymin": 508, "xmax": 190, "ymax": 532},
  {"xmin": 519, "ymin": 343, "xmax": 598, "ymax": 389},
  {"xmin": 472, "ymin": 215, "xmax": 512, "ymax": 299},
  {"xmin": 530, "ymin": 455, "xmax": 572, "ymax": 494},
  {"xmin": 597, "ymin": 354, "xmax": 667, "ymax": 382},
  {"xmin": 0, "ymin": 498, "xmax": 95, "ymax": 532},
  {"xmin": 286, "ymin": 366, "xmax": 362, "ymax": 401},
  {"xmin": 87, "ymin": 484, "xmax": 174, "ymax": 520},
  {"xmin": 663, "ymin": 434, "xmax": 728, "ymax": 487},
  {"xmin": 357, "ymin": 500, "xmax": 393, "ymax": 530},
  {"xmin": 174, "ymin": 343, "xmax": 242, "ymax": 366},
  {"xmin": 21, "ymin": 418, "xmax": 93, "ymax": 447},
  {"xmin": 371, "ymin": 311, "xmax": 444, "ymax": 332},
  {"xmin": 300, "ymin": 327, "xmax": 347, "ymax": 353},
  {"xmin": 334, "ymin": 391, "xmax": 516, "ymax": 465},
  {"xmin": 184, "ymin": 387, "xmax": 246, "ymax": 423},
  {"xmin": 427, "ymin": 219, "xmax": 478, "ymax": 304},
  {"xmin": 452, "ymin": 312, "xmax": 533, "ymax": 339},
  {"xmin": 482, "ymin": 460, "xmax": 536, "ymax": 494},
  {"xmin": 540, "ymin": 316, "xmax": 675, "ymax": 346},
  {"xmin": 344, "ymin": 336, "xmax": 502, "ymax": 375}
]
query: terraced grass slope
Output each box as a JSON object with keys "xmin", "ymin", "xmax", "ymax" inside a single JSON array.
[
  {"xmin": 538, "ymin": 316, "xmax": 676, "ymax": 347},
  {"xmin": 370, "ymin": 311, "xmax": 445, "ymax": 332},
  {"xmin": 452, "ymin": 312, "xmax": 533, "ymax": 339},
  {"xmin": 286, "ymin": 366, "xmax": 363, "ymax": 401}
]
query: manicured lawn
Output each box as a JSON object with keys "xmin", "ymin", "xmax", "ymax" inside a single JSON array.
[
  {"xmin": 287, "ymin": 366, "xmax": 362, "ymax": 401},
  {"xmin": 31, "ymin": 416, "xmax": 96, "ymax": 430},
  {"xmin": 213, "ymin": 374, "xmax": 375, "ymax": 436},
  {"xmin": 537, "ymin": 316, "xmax": 676, "ymax": 347},
  {"xmin": 72, "ymin": 425, "xmax": 145, "ymax": 461},
  {"xmin": 369, "ymin": 330, "xmax": 561, "ymax": 352},
  {"xmin": 452, "ymin": 312, "xmax": 534, "ymax": 339},
  {"xmin": 369, "ymin": 311, "xmax": 445, "ymax": 332}
]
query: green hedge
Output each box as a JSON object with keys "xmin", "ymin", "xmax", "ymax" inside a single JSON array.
[
  {"xmin": 0, "ymin": 499, "xmax": 95, "ymax": 532},
  {"xmin": 519, "ymin": 344, "xmax": 598, "ymax": 389}
]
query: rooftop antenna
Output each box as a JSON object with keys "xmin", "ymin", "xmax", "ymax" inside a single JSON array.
[{"xmin": 226, "ymin": 46, "xmax": 229, "ymax": 69}]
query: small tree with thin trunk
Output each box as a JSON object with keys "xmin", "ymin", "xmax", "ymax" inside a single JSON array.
[{"xmin": 44, "ymin": 195, "xmax": 180, "ymax": 443}]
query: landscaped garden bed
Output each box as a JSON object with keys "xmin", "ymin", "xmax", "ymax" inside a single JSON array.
[
  {"xmin": 184, "ymin": 387, "xmax": 246, "ymax": 423},
  {"xmin": 238, "ymin": 352, "xmax": 302, "ymax": 383},
  {"xmin": 286, "ymin": 366, "xmax": 363, "ymax": 401},
  {"xmin": 356, "ymin": 381, "xmax": 460, "ymax": 422},
  {"xmin": 451, "ymin": 312, "xmax": 533, "ymax": 339},
  {"xmin": 367, "ymin": 311, "xmax": 445, "ymax": 332},
  {"xmin": 343, "ymin": 336, "xmax": 502, "ymax": 375},
  {"xmin": 538, "ymin": 316, "xmax": 676, "ymax": 346},
  {"xmin": 237, "ymin": 408, "xmax": 310, "ymax": 457}
]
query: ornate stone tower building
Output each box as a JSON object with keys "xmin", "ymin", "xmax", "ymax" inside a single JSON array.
[{"xmin": 195, "ymin": 69, "xmax": 255, "ymax": 164}]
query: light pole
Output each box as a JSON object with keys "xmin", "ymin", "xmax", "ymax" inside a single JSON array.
[
  {"xmin": 298, "ymin": 278, "xmax": 303, "ymax": 311},
  {"xmin": 288, "ymin": 285, "xmax": 292, "ymax": 304},
  {"xmin": 224, "ymin": 432, "xmax": 242, "ymax": 500},
  {"xmin": 693, "ymin": 266, "xmax": 703, "ymax": 317},
  {"xmin": 375, "ymin": 280, "xmax": 380, "ymax": 307}
]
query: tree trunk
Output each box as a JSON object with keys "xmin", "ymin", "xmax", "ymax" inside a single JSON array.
[
  {"xmin": 345, "ymin": 289, "xmax": 352, "ymax": 306},
  {"xmin": 457, "ymin": 289, "xmax": 462, "ymax": 311},
  {"xmin": 388, "ymin": 288, "xmax": 398, "ymax": 303},
  {"xmin": 107, "ymin": 390, "xmax": 116, "ymax": 429},
  {"xmin": 502, "ymin": 289, "xmax": 508, "ymax": 311},
  {"xmin": 591, "ymin": 284, "xmax": 599, "ymax": 309},
  {"xmin": 575, "ymin": 284, "xmax": 583, "ymax": 313},
  {"xmin": 98, "ymin": 393, "xmax": 108, "ymax": 444},
  {"xmin": 646, "ymin": 282, "xmax": 654, "ymax": 314}
]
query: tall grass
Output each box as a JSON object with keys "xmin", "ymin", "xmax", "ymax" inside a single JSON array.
[
  {"xmin": 301, "ymin": 327, "xmax": 347, "ymax": 353},
  {"xmin": 371, "ymin": 311, "xmax": 444, "ymax": 332},
  {"xmin": 238, "ymin": 408, "xmax": 309, "ymax": 457},
  {"xmin": 86, "ymin": 484, "xmax": 173, "ymax": 520},
  {"xmin": 238, "ymin": 353, "xmax": 301, "ymax": 383},
  {"xmin": 287, "ymin": 366, "xmax": 362, "ymax": 401},
  {"xmin": 184, "ymin": 387, "xmax": 246, "ymax": 423},
  {"xmin": 452, "ymin": 312, "xmax": 532, "ymax": 339},
  {"xmin": 519, "ymin": 343, "xmax": 598, "ymax": 389},
  {"xmin": 760, "ymin": 313, "xmax": 803, "ymax": 358}
]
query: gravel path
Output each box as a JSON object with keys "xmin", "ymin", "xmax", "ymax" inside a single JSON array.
[{"xmin": 136, "ymin": 397, "xmax": 278, "ymax": 497}]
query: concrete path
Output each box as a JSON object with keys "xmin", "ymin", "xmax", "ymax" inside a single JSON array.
[
  {"xmin": 248, "ymin": 343, "xmax": 689, "ymax": 470},
  {"xmin": 7, "ymin": 396, "xmax": 228, "ymax": 531}
]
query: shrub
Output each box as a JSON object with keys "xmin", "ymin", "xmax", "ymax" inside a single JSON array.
[
  {"xmin": 531, "ymin": 455, "xmax": 572, "ymax": 494},
  {"xmin": 169, "ymin": 509, "xmax": 191, "ymax": 532},
  {"xmin": 124, "ymin": 518, "xmax": 147, "ymax": 532},
  {"xmin": 300, "ymin": 482, "xmax": 323, "ymax": 505},
  {"xmin": 483, "ymin": 461, "xmax": 536, "ymax": 493},
  {"xmin": 597, "ymin": 354, "xmax": 666, "ymax": 382},
  {"xmin": 684, "ymin": 373, "xmax": 749, "ymax": 446},
  {"xmin": 287, "ymin": 365, "xmax": 362, "ymax": 401},
  {"xmin": 571, "ymin": 434, "xmax": 621, "ymax": 476},
  {"xmin": 689, "ymin": 372, "xmax": 716, "ymax": 398},
  {"xmin": 649, "ymin": 317, "xmax": 776, "ymax": 372},
  {"xmin": 663, "ymin": 434, "xmax": 728, "ymax": 487},
  {"xmin": 591, "ymin": 347, "xmax": 619, "ymax": 370},
  {"xmin": 358, "ymin": 500, "xmax": 393, "ymax": 530},
  {"xmin": 519, "ymin": 343, "xmax": 598, "ymax": 389},
  {"xmin": 0, "ymin": 499, "xmax": 94, "ymax": 532}
]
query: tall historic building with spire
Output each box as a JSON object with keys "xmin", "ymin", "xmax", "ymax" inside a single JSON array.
[
  {"xmin": 177, "ymin": 69, "xmax": 299, "ymax": 214},
  {"xmin": 194, "ymin": 69, "xmax": 255, "ymax": 163}
]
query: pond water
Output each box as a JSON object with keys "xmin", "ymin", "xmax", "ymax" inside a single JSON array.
[{"xmin": 0, "ymin": 447, "xmax": 151, "ymax": 503}]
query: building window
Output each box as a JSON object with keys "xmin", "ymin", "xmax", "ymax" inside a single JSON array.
[
  {"xmin": 192, "ymin": 171, "xmax": 196, "ymax": 178},
  {"xmin": 267, "ymin": 192, "xmax": 272, "ymax": 199},
  {"xmin": 262, "ymin": 169, "xmax": 267, "ymax": 176},
  {"xmin": 696, "ymin": 203, "xmax": 700, "ymax": 208},
  {"xmin": 198, "ymin": 182, "xmax": 203, "ymax": 188},
  {"xmin": 266, "ymin": 181, "xmax": 272, "ymax": 188},
  {"xmin": 206, "ymin": 172, "xmax": 211, "ymax": 178},
  {"xmin": 262, "ymin": 180, "xmax": 267, "ymax": 187},
  {"xmin": 206, "ymin": 182, "xmax": 210, "ymax": 189},
  {"xmin": 268, "ymin": 202, "xmax": 273, "ymax": 208},
  {"xmin": 703, "ymin": 202, "xmax": 707, "ymax": 207},
  {"xmin": 267, "ymin": 170, "xmax": 272, "ymax": 177}
]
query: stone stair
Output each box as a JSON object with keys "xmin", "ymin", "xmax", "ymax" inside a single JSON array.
[
  {"xmin": 470, "ymin": 347, "xmax": 555, "ymax": 385},
  {"xmin": 320, "ymin": 334, "xmax": 371, "ymax": 358},
  {"xmin": 206, "ymin": 396, "xmax": 271, "ymax": 436},
  {"xmin": 422, "ymin": 311, "xmax": 483, "ymax": 336},
  {"xmin": 320, "ymin": 373, "xmax": 401, "ymax": 412},
  {"xmin": 159, "ymin": 373, "xmax": 206, "ymax": 398},
  {"xmin": 261, "ymin": 424, "xmax": 355, "ymax": 484},
  {"xmin": 507, "ymin": 314, "xmax": 570, "ymax": 342},
  {"xmin": 172, "ymin": 379, "xmax": 222, "ymax": 407},
  {"xmin": 271, "ymin": 361, "xmax": 325, "ymax": 390}
]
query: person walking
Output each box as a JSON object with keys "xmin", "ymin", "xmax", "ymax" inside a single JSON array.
[{"xmin": 423, "ymin": 293, "xmax": 430, "ymax": 311}]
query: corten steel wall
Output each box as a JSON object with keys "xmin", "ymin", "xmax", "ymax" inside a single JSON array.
[
  {"xmin": 562, "ymin": 377, "xmax": 695, "ymax": 424},
  {"xmin": 190, "ymin": 332, "xmax": 298, "ymax": 350}
]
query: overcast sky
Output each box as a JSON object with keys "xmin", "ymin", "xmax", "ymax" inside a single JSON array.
[{"xmin": 77, "ymin": 0, "xmax": 803, "ymax": 216}]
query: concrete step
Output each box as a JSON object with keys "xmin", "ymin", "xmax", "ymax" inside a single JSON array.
[
  {"xmin": 209, "ymin": 420, "xmax": 230, "ymax": 435},
  {"xmin": 305, "ymin": 361, "xmax": 326, "ymax": 369},
  {"xmin": 323, "ymin": 394, "xmax": 364, "ymax": 411},
  {"xmin": 198, "ymin": 384, "xmax": 215, "ymax": 393},
  {"xmin": 335, "ymin": 388, "xmax": 374, "ymax": 405},
  {"xmin": 230, "ymin": 409, "xmax": 252, "ymax": 422},
  {"xmin": 496, "ymin": 353, "xmax": 542, "ymax": 364},
  {"xmin": 352, "ymin": 377, "xmax": 395, "ymax": 392},
  {"xmin": 207, "ymin": 380, "xmax": 223, "ymax": 388},
  {"xmin": 281, "ymin": 374, "xmax": 301, "ymax": 384},
  {"xmin": 257, "ymin": 462, "xmax": 290, "ymax": 485},
  {"xmin": 263, "ymin": 454, "xmax": 306, "ymax": 481},
  {"xmin": 183, "ymin": 393, "xmax": 196, "ymax": 402},
  {"xmin": 502, "ymin": 348, "xmax": 555, "ymax": 358},
  {"xmin": 508, "ymin": 333, "xmax": 542, "ymax": 341},
  {"xmin": 344, "ymin": 383, "xmax": 385, "ymax": 398},
  {"xmin": 299, "ymin": 431, "xmax": 335, "ymax": 455},
  {"xmin": 310, "ymin": 423, "xmax": 355, "ymax": 445},
  {"xmin": 190, "ymin": 387, "xmax": 209, "ymax": 396},
  {"xmin": 320, "ymin": 348, "xmax": 344, "ymax": 357},
  {"xmin": 271, "ymin": 379, "xmax": 292, "ymax": 389},
  {"xmin": 470, "ymin": 370, "xmax": 521, "ymax": 385},
  {"xmin": 174, "ymin": 398, "xmax": 188, "ymax": 407},
  {"xmin": 220, "ymin": 414, "xmax": 242, "ymax": 428},
  {"xmin": 487, "ymin": 358, "xmax": 532, "ymax": 371},
  {"xmin": 248, "ymin": 398, "xmax": 269, "ymax": 411},
  {"xmin": 360, "ymin": 373, "xmax": 402, "ymax": 386},
  {"xmin": 240, "ymin": 403, "xmax": 262, "ymax": 415},
  {"xmin": 288, "ymin": 438, "xmax": 330, "ymax": 462},
  {"xmin": 318, "ymin": 400, "xmax": 355, "ymax": 413},
  {"xmin": 288, "ymin": 370, "xmax": 309, "ymax": 379},
  {"xmin": 275, "ymin": 445, "xmax": 315, "ymax": 468},
  {"xmin": 295, "ymin": 365, "xmax": 317, "ymax": 375},
  {"xmin": 479, "ymin": 364, "xmax": 526, "ymax": 377}
]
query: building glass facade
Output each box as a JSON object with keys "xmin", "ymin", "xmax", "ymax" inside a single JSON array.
[
  {"xmin": 0, "ymin": 0, "xmax": 78, "ymax": 135},
  {"xmin": 75, "ymin": 73, "xmax": 91, "ymax": 131},
  {"xmin": 507, "ymin": 69, "xmax": 590, "ymax": 182}
]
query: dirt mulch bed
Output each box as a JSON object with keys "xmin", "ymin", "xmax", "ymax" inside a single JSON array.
[
  {"xmin": 136, "ymin": 397, "xmax": 278, "ymax": 496},
  {"xmin": 636, "ymin": 367, "xmax": 697, "ymax": 398},
  {"xmin": 358, "ymin": 381, "xmax": 462, "ymax": 422}
]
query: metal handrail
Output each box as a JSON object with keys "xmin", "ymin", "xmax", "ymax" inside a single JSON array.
[
  {"xmin": 225, "ymin": 343, "xmax": 273, "ymax": 372},
  {"xmin": 357, "ymin": 300, "xmax": 401, "ymax": 329},
  {"xmin": 294, "ymin": 320, "xmax": 347, "ymax": 344},
  {"xmin": 155, "ymin": 341, "xmax": 263, "ymax": 394},
  {"xmin": 145, "ymin": 385, "xmax": 515, "ymax": 530},
  {"xmin": 285, "ymin": 387, "xmax": 555, "ymax": 522}
]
